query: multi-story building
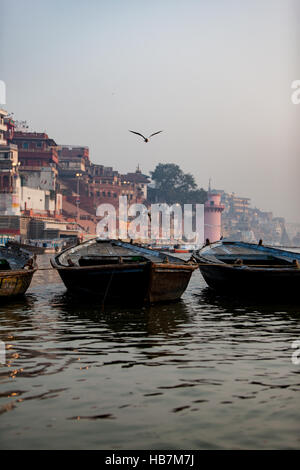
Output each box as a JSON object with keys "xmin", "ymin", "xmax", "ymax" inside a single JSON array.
[
  {"xmin": 58, "ymin": 145, "xmax": 89, "ymax": 177},
  {"xmin": 0, "ymin": 110, "xmax": 7, "ymax": 146},
  {"xmin": 5, "ymin": 127, "xmax": 62, "ymax": 218},
  {"xmin": 1, "ymin": 116, "xmax": 150, "ymax": 239},
  {"xmin": 57, "ymin": 152, "xmax": 150, "ymax": 217},
  {"xmin": 213, "ymin": 188, "xmax": 290, "ymax": 245},
  {"xmin": 11, "ymin": 131, "xmax": 59, "ymax": 170},
  {"xmin": 122, "ymin": 166, "xmax": 150, "ymax": 201},
  {"xmin": 0, "ymin": 109, "xmax": 21, "ymax": 216}
]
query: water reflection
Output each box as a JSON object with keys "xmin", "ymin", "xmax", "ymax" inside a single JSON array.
[
  {"xmin": 1, "ymin": 256, "xmax": 300, "ymax": 449},
  {"xmin": 50, "ymin": 291, "xmax": 193, "ymax": 337},
  {"xmin": 196, "ymin": 286, "xmax": 300, "ymax": 317},
  {"xmin": 0, "ymin": 295, "xmax": 36, "ymax": 345}
]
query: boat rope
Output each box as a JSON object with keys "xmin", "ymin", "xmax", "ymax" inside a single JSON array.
[{"xmin": 101, "ymin": 271, "xmax": 114, "ymax": 312}]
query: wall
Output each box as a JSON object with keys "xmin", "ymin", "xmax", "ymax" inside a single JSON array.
[
  {"xmin": 20, "ymin": 186, "xmax": 55, "ymax": 213},
  {"xmin": 21, "ymin": 167, "xmax": 56, "ymax": 191},
  {"xmin": 0, "ymin": 192, "xmax": 21, "ymax": 215}
]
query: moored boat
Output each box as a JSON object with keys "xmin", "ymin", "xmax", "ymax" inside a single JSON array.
[
  {"xmin": 7, "ymin": 238, "xmax": 77, "ymax": 254},
  {"xmin": 173, "ymin": 244, "xmax": 199, "ymax": 253},
  {"xmin": 51, "ymin": 238, "xmax": 197, "ymax": 303},
  {"xmin": 192, "ymin": 240, "xmax": 300, "ymax": 297},
  {"xmin": 0, "ymin": 245, "xmax": 37, "ymax": 298}
]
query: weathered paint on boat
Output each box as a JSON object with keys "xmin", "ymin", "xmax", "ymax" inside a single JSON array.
[
  {"xmin": 148, "ymin": 262, "xmax": 196, "ymax": 302},
  {"xmin": 0, "ymin": 245, "xmax": 37, "ymax": 298},
  {"xmin": 0, "ymin": 268, "xmax": 37, "ymax": 297}
]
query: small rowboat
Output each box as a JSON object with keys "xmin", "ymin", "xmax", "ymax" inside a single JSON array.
[
  {"xmin": 51, "ymin": 238, "xmax": 197, "ymax": 303},
  {"xmin": 192, "ymin": 240, "xmax": 300, "ymax": 297},
  {"xmin": 0, "ymin": 245, "xmax": 37, "ymax": 298}
]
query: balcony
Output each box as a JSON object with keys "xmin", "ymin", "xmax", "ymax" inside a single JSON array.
[{"xmin": 18, "ymin": 149, "xmax": 59, "ymax": 165}]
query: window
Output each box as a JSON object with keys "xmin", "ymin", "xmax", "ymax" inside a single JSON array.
[{"xmin": 23, "ymin": 143, "xmax": 29, "ymax": 149}]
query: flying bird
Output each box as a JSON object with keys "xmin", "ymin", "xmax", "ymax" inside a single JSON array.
[{"xmin": 129, "ymin": 130, "xmax": 163, "ymax": 143}]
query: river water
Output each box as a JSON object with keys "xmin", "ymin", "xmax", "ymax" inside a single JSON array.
[{"xmin": 0, "ymin": 253, "xmax": 300, "ymax": 449}]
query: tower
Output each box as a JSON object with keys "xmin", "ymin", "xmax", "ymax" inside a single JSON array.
[{"xmin": 204, "ymin": 186, "xmax": 224, "ymax": 243}]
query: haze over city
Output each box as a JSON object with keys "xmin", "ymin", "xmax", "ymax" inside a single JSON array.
[
  {"xmin": 2, "ymin": 0, "xmax": 300, "ymax": 453},
  {"xmin": 1, "ymin": 0, "xmax": 300, "ymax": 221}
]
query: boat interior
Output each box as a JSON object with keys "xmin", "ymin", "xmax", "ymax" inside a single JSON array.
[
  {"xmin": 0, "ymin": 246, "xmax": 32, "ymax": 271},
  {"xmin": 57, "ymin": 239, "xmax": 186, "ymax": 267},
  {"xmin": 199, "ymin": 242, "xmax": 300, "ymax": 268}
]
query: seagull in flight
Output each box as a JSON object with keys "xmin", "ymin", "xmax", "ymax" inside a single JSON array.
[{"xmin": 129, "ymin": 130, "xmax": 163, "ymax": 143}]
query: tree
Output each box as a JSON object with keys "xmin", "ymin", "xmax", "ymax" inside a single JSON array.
[{"xmin": 148, "ymin": 163, "xmax": 206, "ymax": 205}]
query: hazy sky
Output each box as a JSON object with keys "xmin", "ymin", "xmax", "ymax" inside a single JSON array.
[{"xmin": 1, "ymin": 0, "xmax": 300, "ymax": 222}]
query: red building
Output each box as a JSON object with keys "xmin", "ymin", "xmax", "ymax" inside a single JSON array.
[
  {"xmin": 58, "ymin": 145, "xmax": 90, "ymax": 177},
  {"xmin": 3, "ymin": 121, "xmax": 150, "ymax": 237},
  {"xmin": 58, "ymin": 159, "xmax": 150, "ymax": 217},
  {"xmin": 11, "ymin": 132, "xmax": 59, "ymax": 170},
  {"xmin": 122, "ymin": 166, "xmax": 150, "ymax": 201}
]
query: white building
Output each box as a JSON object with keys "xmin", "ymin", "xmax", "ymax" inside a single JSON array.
[
  {"xmin": 0, "ymin": 109, "xmax": 21, "ymax": 215},
  {"xmin": 20, "ymin": 186, "xmax": 62, "ymax": 215}
]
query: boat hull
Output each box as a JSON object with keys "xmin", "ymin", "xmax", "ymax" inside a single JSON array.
[
  {"xmin": 199, "ymin": 264, "xmax": 300, "ymax": 295},
  {"xmin": 0, "ymin": 269, "xmax": 36, "ymax": 298},
  {"xmin": 148, "ymin": 263, "xmax": 195, "ymax": 302},
  {"xmin": 55, "ymin": 263, "xmax": 150, "ymax": 303},
  {"xmin": 55, "ymin": 262, "xmax": 196, "ymax": 303}
]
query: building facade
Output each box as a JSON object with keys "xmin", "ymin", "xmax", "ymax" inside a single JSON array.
[{"xmin": 0, "ymin": 109, "xmax": 21, "ymax": 216}]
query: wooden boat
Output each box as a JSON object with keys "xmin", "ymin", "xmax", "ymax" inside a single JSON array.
[
  {"xmin": 50, "ymin": 238, "xmax": 197, "ymax": 303},
  {"xmin": 173, "ymin": 244, "xmax": 198, "ymax": 253},
  {"xmin": 7, "ymin": 238, "xmax": 77, "ymax": 254},
  {"xmin": 0, "ymin": 245, "xmax": 37, "ymax": 298},
  {"xmin": 192, "ymin": 240, "xmax": 300, "ymax": 296},
  {"xmin": 150, "ymin": 244, "xmax": 173, "ymax": 252},
  {"xmin": 7, "ymin": 240, "xmax": 45, "ymax": 254}
]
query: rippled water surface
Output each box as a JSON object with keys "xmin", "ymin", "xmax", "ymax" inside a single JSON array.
[{"xmin": 0, "ymin": 254, "xmax": 300, "ymax": 449}]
